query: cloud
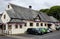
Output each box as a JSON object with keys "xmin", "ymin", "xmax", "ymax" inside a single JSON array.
[
  {"xmin": 10, "ymin": 0, "xmax": 60, "ymax": 10},
  {"xmin": 0, "ymin": 0, "xmax": 60, "ymax": 13},
  {"xmin": 3, "ymin": 0, "xmax": 11, "ymax": 1},
  {"xmin": 0, "ymin": 0, "xmax": 11, "ymax": 13}
]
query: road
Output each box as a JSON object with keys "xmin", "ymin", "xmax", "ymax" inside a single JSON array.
[{"xmin": 0, "ymin": 30, "xmax": 60, "ymax": 39}]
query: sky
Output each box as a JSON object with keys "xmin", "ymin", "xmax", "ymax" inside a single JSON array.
[{"xmin": 0, "ymin": 0, "xmax": 60, "ymax": 13}]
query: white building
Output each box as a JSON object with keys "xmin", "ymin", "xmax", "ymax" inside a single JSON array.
[{"xmin": 0, "ymin": 3, "xmax": 56, "ymax": 34}]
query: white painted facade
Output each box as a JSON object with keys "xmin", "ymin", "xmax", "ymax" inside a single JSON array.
[
  {"xmin": 1, "ymin": 11, "xmax": 11, "ymax": 23},
  {"xmin": 50, "ymin": 23, "xmax": 56, "ymax": 30},
  {"xmin": 3, "ymin": 21, "xmax": 48, "ymax": 34}
]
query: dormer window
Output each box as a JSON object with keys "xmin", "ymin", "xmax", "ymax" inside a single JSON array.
[
  {"xmin": 4, "ymin": 15, "xmax": 6, "ymax": 19},
  {"xmin": 8, "ymin": 5, "xmax": 9, "ymax": 8},
  {"xmin": 34, "ymin": 15, "xmax": 41, "ymax": 21}
]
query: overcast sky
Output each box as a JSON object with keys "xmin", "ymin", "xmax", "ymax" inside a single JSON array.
[{"xmin": 0, "ymin": 0, "xmax": 60, "ymax": 13}]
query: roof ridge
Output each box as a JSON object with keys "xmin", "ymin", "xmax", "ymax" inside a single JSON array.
[{"xmin": 9, "ymin": 3, "xmax": 36, "ymax": 11}]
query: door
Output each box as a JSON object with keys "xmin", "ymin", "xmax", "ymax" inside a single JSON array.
[
  {"xmin": 0, "ymin": 24, "xmax": 6, "ymax": 34},
  {"xmin": 0, "ymin": 24, "xmax": 3, "ymax": 34}
]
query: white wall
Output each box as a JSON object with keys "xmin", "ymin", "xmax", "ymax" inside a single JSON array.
[
  {"xmin": 24, "ymin": 21, "xmax": 48, "ymax": 29},
  {"xmin": 6, "ymin": 4, "xmax": 13, "ymax": 10},
  {"xmin": 50, "ymin": 23, "xmax": 56, "ymax": 30},
  {"xmin": 4, "ymin": 21, "xmax": 56, "ymax": 34},
  {"xmin": 3, "ymin": 21, "xmax": 56, "ymax": 34},
  {"xmin": 7, "ymin": 21, "xmax": 48, "ymax": 34},
  {"xmin": 1, "ymin": 11, "xmax": 11, "ymax": 23},
  {"xmin": 11, "ymin": 24, "xmax": 26, "ymax": 34}
]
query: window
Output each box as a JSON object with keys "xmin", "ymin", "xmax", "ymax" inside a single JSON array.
[
  {"xmin": 20, "ymin": 25, "xmax": 22, "ymax": 28},
  {"xmin": 4, "ymin": 25, "xmax": 6, "ymax": 30},
  {"xmin": 36, "ymin": 23, "xmax": 39, "ymax": 26},
  {"xmin": 4, "ymin": 15, "xmax": 6, "ymax": 19},
  {"xmin": 15, "ymin": 25, "xmax": 18, "ymax": 29},
  {"xmin": 24, "ymin": 23, "xmax": 27, "ymax": 27},
  {"xmin": 45, "ymin": 24, "xmax": 47, "ymax": 26},
  {"xmin": 41, "ymin": 23, "xmax": 43, "ymax": 26},
  {"xmin": 8, "ymin": 25, "xmax": 12, "ymax": 29},
  {"xmin": 30, "ymin": 23, "xmax": 33, "ymax": 26},
  {"xmin": 8, "ymin": 5, "xmax": 9, "ymax": 8}
]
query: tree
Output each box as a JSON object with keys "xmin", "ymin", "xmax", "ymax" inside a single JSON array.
[
  {"xmin": 39, "ymin": 9, "xmax": 49, "ymax": 14},
  {"xmin": 39, "ymin": 6, "xmax": 60, "ymax": 20},
  {"xmin": 48, "ymin": 6, "xmax": 60, "ymax": 20}
]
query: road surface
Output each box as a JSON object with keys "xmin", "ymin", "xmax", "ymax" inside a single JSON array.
[{"xmin": 0, "ymin": 30, "xmax": 60, "ymax": 39}]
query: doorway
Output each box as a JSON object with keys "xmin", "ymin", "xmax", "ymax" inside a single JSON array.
[
  {"xmin": 47, "ymin": 24, "xmax": 52, "ymax": 28},
  {"xmin": 0, "ymin": 24, "xmax": 3, "ymax": 30}
]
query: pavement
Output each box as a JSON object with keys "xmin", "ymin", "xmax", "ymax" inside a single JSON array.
[
  {"xmin": 0, "ymin": 30, "xmax": 60, "ymax": 39},
  {"xmin": 0, "ymin": 36, "xmax": 18, "ymax": 39}
]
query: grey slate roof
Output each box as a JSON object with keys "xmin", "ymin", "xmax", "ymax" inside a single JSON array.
[
  {"xmin": 39, "ymin": 12, "xmax": 52, "ymax": 21},
  {"xmin": 6, "ymin": 4, "xmax": 53, "ymax": 22},
  {"xmin": 10, "ymin": 4, "xmax": 39, "ymax": 20},
  {"xmin": 49, "ymin": 16, "xmax": 59, "ymax": 22},
  {"xmin": 6, "ymin": 9, "xmax": 18, "ymax": 18}
]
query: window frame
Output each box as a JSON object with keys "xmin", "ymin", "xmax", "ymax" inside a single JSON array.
[
  {"xmin": 24, "ymin": 23, "xmax": 27, "ymax": 27},
  {"xmin": 8, "ymin": 5, "xmax": 9, "ymax": 8},
  {"xmin": 30, "ymin": 23, "xmax": 33, "ymax": 26},
  {"xmin": 4, "ymin": 15, "xmax": 6, "ymax": 19},
  {"xmin": 15, "ymin": 24, "xmax": 18, "ymax": 29},
  {"xmin": 45, "ymin": 24, "xmax": 47, "ymax": 26},
  {"xmin": 20, "ymin": 25, "xmax": 22, "ymax": 28},
  {"xmin": 41, "ymin": 23, "xmax": 43, "ymax": 26},
  {"xmin": 8, "ymin": 24, "xmax": 12, "ymax": 29},
  {"xmin": 36, "ymin": 23, "xmax": 39, "ymax": 26}
]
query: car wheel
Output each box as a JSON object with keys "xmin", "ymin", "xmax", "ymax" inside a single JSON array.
[{"xmin": 40, "ymin": 32, "xmax": 44, "ymax": 35}]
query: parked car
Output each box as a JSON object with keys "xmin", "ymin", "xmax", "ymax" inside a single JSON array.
[
  {"xmin": 43, "ymin": 28, "xmax": 48, "ymax": 33},
  {"xmin": 47, "ymin": 28, "xmax": 53, "ymax": 33},
  {"xmin": 56, "ymin": 26, "xmax": 60, "ymax": 30},
  {"xmin": 35, "ymin": 28, "xmax": 46, "ymax": 34},
  {"xmin": 26, "ymin": 28, "xmax": 47, "ymax": 35},
  {"xmin": 26, "ymin": 28, "xmax": 42, "ymax": 35},
  {"xmin": 38, "ymin": 28, "xmax": 48, "ymax": 34}
]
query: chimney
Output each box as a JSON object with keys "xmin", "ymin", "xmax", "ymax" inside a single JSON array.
[{"xmin": 29, "ymin": 5, "xmax": 32, "ymax": 9}]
